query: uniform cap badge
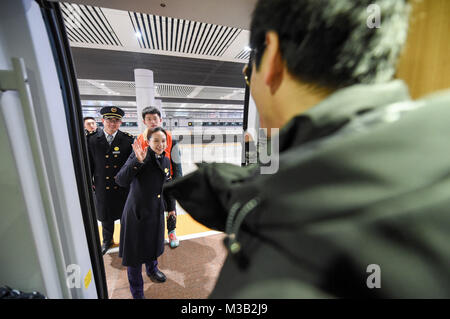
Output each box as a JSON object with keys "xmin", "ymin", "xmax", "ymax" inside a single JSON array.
[{"xmin": 111, "ymin": 107, "xmax": 117, "ymax": 113}]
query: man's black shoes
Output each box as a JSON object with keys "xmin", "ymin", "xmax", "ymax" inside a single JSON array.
[
  {"xmin": 101, "ymin": 241, "xmax": 113, "ymax": 255},
  {"xmin": 147, "ymin": 269, "xmax": 166, "ymax": 283}
]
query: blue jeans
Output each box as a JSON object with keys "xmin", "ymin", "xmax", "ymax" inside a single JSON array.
[{"xmin": 127, "ymin": 260, "xmax": 158, "ymax": 299}]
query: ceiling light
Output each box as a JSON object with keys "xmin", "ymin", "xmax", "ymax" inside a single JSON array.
[
  {"xmin": 135, "ymin": 32, "xmax": 142, "ymax": 38},
  {"xmin": 244, "ymin": 46, "xmax": 251, "ymax": 52}
]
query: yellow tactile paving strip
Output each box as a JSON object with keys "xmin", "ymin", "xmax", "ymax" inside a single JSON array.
[{"xmin": 98, "ymin": 213, "xmax": 212, "ymax": 244}]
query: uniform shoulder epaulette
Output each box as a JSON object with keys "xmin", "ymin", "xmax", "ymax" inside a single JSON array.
[{"xmin": 125, "ymin": 132, "xmax": 134, "ymax": 139}]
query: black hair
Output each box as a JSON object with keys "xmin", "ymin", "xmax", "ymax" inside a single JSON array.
[
  {"xmin": 146, "ymin": 126, "xmax": 167, "ymax": 141},
  {"xmin": 142, "ymin": 107, "xmax": 162, "ymax": 120},
  {"xmin": 83, "ymin": 116, "xmax": 95, "ymax": 122},
  {"xmin": 250, "ymin": 0, "xmax": 410, "ymax": 90}
]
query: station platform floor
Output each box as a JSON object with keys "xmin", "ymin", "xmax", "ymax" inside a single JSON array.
[
  {"xmin": 103, "ymin": 232, "xmax": 227, "ymax": 299},
  {"xmin": 98, "ymin": 207, "xmax": 227, "ymax": 298}
]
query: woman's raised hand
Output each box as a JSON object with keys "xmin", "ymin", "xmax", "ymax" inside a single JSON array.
[{"xmin": 132, "ymin": 139, "xmax": 147, "ymax": 163}]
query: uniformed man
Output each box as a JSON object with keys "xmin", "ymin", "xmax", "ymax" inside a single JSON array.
[
  {"xmin": 164, "ymin": 0, "xmax": 450, "ymax": 298},
  {"xmin": 87, "ymin": 106, "xmax": 134, "ymax": 255}
]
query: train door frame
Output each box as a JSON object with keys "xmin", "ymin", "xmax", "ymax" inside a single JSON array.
[{"xmin": 38, "ymin": 0, "xmax": 108, "ymax": 299}]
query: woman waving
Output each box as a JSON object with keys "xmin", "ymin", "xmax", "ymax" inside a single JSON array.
[{"xmin": 115, "ymin": 127, "xmax": 176, "ymax": 299}]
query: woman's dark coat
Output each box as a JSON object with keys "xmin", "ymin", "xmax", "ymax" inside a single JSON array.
[{"xmin": 115, "ymin": 149, "xmax": 175, "ymax": 267}]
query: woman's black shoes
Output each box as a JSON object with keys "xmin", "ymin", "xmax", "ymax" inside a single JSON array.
[{"xmin": 147, "ymin": 269, "xmax": 166, "ymax": 283}]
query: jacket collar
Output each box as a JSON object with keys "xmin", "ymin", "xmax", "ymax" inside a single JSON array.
[
  {"xmin": 146, "ymin": 148, "xmax": 166, "ymax": 172},
  {"xmin": 97, "ymin": 129, "xmax": 123, "ymax": 151},
  {"xmin": 96, "ymin": 128, "xmax": 105, "ymax": 138},
  {"xmin": 304, "ymin": 79, "xmax": 410, "ymax": 127},
  {"xmin": 278, "ymin": 80, "xmax": 411, "ymax": 151},
  {"xmin": 95, "ymin": 129, "xmax": 108, "ymax": 150}
]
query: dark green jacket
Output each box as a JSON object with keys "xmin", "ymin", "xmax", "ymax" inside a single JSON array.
[{"xmin": 165, "ymin": 80, "xmax": 450, "ymax": 298}]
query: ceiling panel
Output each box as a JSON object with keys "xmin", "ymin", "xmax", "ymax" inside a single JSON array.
[
  {"xmin": 195, "ymin": 87, "xmax": 245, "ymax": 100},
  {"xmin": 71, "ymin": 47, "xmax": 247, "ymax": 87},
  {"xmin": 60, "ymin": 1, "xmax": 251, "ymax": 118},
  {"xmin": 60, "ymin": 2, "xmax": 122, "ymax": 46},
  {"xmin": 77, "ymin": 79, "xmax": 245, "ymax": 100},
  {"xmin": 128, "ymin": 12, "xmax": 242, "ymax": 57},
  {"xmin": 79, "ymin": 95, "xmax": 244, "ymax": 106},
  {"xmin": 56, "ymin": 0, "xmax": 257, "ymax": 31},
  {"xmin": 156, "ymin": 83, "xmax": 196, "ymax": 98},
  {"xmin": 61, "ymin": 2, "xmax": 250, "ymax": 63}
]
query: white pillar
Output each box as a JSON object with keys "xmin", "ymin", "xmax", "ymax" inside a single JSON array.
[
  {"xmin": 154, "ymin": 99, "xmax": 168, "ymax": 129},
  {"xmin": 134, "ymin": 69, "xmax": 155, "ymax": 133},
  {"xmin": 154, "ymin": 99, "xmax": 163, "ymax": 115}
]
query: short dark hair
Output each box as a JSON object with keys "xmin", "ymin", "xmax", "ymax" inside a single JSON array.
[
  {"xmin": 142, "ymin": 107, "xmax": 162, "ymax": 120},
  {"xmin": 146, "ymin": 126, "xmax": 167, "ymax": 141},
  {"xmin": 250, "ymin": 0, "xmax": 410, "ymax": 90},
  {"xmin": 83, "ymin": 116, "xmax": 95, "ymax": 122}
]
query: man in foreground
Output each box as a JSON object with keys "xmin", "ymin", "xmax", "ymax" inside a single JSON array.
[{"xmin": 164, "ymin": 0, "xmax": 450, "ymax": 298}]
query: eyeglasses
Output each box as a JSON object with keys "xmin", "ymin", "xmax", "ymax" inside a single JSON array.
[
  {"xmin": 242, "ymin": 47, "xmax": 259, "ymax": 87},
  {"xmin": 243, "ymin": 63, "xmax": 252, "ymax": 87},
  {"xmin": 105, "ymin": 118, "xmax": 121, "ymax": 124}
]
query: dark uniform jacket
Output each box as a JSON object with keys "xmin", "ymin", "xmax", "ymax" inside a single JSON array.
[
  {"xmin": 115, "ymin": 149, "xmax": 176, "ymax": 267},
  {"xmin": 87, "ymin": 129, "xmax": 134, "ymax": 222},
  {"xmin": 164, "ymin": 80, "xmax": 450, "ymax": 298}
]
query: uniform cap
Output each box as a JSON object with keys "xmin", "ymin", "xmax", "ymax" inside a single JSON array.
[{"xmin": 100, "ymin": 106, "xmax": 124, "ymax": 119}]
